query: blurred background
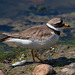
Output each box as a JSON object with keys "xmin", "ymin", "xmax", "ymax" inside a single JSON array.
[{"xmin": 0, "ymin": 0, "xmax": 75, "ymax": 18}]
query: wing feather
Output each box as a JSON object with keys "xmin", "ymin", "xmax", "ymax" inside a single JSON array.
[{"xmin": 3, "ymin": 25, "xmax": 53, "ymax": 40}]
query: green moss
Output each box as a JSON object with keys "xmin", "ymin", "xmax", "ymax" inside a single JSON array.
[
  {"xmin": 0, "ymin": 46, "xmax": 32, "ymax": 62},
  {"xmin": 55, "ymin": 67, "xmax": 63, "ymax": 69},
  {"xmin": 0, "ymin": 54, "xmax": 7, "ymax": 60},
  {"xmin": 0, "ymin": 52, "xmax": 2, "ymax": 54},
  {"xmin": 11, "ymin": 49, "xmax": 31, "ymax": 63},
  {"xmin": 72, "ymin": 56, "xmax": 75, "ymax": 58}
]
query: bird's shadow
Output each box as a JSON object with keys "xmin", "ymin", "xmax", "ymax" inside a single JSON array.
[
  {"xmin": 51, "ymin": 57, "xmax": 75, "ymax": 67},
  {"xmin": 10, "ymin": 57, "xmax": 75, "ymax": 68}
]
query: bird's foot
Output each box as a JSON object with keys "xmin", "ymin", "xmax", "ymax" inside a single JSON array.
[
  {"xmin": 35, "ymin": 52, "xmax": 46, "ymax": 64},
  {"xmin": 33, "ymin": 60, "xmax": 36, "ymax": 63},
  {"xmin": 31, "ymin": 49, "xmax": 36, "ymax": 63}
]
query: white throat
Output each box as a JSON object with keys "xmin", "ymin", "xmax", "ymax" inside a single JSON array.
[{"xmin": 46, "ymin": 23, "xmax": 61, "ymax": 31}]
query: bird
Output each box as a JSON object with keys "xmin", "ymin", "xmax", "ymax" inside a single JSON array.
[{"xmin": 0, "ymin": 18, "xmax": 70, "ymax": 63}]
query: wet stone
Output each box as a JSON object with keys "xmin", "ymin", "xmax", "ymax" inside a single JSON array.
[
  {"xmin": 61, "ymin": 63, "xmax": 75, "ymax": 75},
  {"xmin": 33, "ymin": 64, "xmax": 56, "ymax": 75}
]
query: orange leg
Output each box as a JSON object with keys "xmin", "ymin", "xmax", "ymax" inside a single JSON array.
[
  {"xmin": 31, "ymin": 49, "xmax": 36, "ymax": 62},
  {"xmin": 35, "ymin": 52, "xmax": 45, "ymax": 63}
]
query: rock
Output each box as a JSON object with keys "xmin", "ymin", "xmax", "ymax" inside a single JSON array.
[
  {"xmin": 61, "ymin": 63, "xmax": 75, "ymax": 75},
  {"xmin": 33, "ymin": 64, "xmax": 56, "ymax": 75},
  {"xmin": 61, "ymin": 68, "xmax": 69, "ymax": 73},
  {"xmin": 11, "ymin": 60, "xmax": 26, "ymax": 66},
  {"xmin": 61, "ymin": 68, "xmax": 75, "ymax": 75},
  {"xmin": 68, "ymin": 63, "xmax": 75, "ymax": 68},
  {"xmin": 0, "ymin": 70, "xmax": 4, "ymax": 75}
]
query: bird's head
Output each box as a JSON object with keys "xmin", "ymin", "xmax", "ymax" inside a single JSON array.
[{"xmin": 47, "ymin": 18, "xmax": 70, "ymax": 31}]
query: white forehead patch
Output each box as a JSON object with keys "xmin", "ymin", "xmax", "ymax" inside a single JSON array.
[{"xmin": 53, "ymin": 21, "xmax": 60, "ymax": 25}]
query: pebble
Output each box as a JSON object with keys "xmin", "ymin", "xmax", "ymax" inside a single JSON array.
[
  {"xmin": 61, "ymin": 68, "xmax": 75, "ymax": 75},
  {"xmin": 33, "ymin": 64, "xmax": 56, "ymax": 75},
  {"xmin": 0, "ymin": 70, "xmax": 4, "ymax": 75},
  {"xmin": 68, "ymin": 63, "xmax": 75, "ymax": 68},
  {"xmin": 61, "ymin": 63, "xmax": 75, "ymax": 75}
]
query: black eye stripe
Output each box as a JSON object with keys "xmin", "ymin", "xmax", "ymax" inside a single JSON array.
[
  {"xmin": 60, "ymin": 23, "xmax": 64, "ymax": 27},
  {"xmin": 54, "ymin": 22, "xmax": 64, "ymax": 27}
]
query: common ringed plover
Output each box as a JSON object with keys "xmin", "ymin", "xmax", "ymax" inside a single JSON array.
[{"xmin": 0, "ymin": 18, "xmax": 70, "ymax": 63}]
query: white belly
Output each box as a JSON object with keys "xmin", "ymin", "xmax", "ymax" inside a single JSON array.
[
  {"xmin": 32, "ymin": 34, "xmax": 59, "ymax": 49},
  {"xmin": 5, "ymin": 34, "xmax": 59, "ymax": 49}
]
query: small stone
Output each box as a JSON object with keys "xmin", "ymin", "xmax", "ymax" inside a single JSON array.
[
  {"xmin": 33, "ymin": 64, "xmax": 56, "ymax": 75},
  {"xmin": 0, "ymin": 70, "xmax": 4, "ymax": 75},
  {"xmin": 68, "ymin": 69, "xmax": 75, "ymax": 75},
  {"xmin": 61, "ymin": 68, "xmax": 69, "ymax": 72},
  {"xmin": 68, "ymin": 63, "xmax": 75, "ymax": 68},
  {"xmin": 61, "ymin": 67, "xmax": 75, "ymax": 75}
]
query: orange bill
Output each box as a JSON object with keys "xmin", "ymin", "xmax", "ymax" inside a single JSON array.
[{"xmin": 64, "ymin": 24, "xmax": 70, "ymax": 27}]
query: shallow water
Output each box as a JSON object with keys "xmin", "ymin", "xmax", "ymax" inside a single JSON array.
[
  {"xmin": 58, "ymin": 28, "xmax": 75, "ymax": 46},
  {"xmin": 0, "ymin": 25, "xmax": 14, "ymax": 32}
]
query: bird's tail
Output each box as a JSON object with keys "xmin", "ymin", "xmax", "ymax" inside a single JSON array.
[{"xmin": 0, "ymin": 32, "xmax": 10, "ymax": 42}]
